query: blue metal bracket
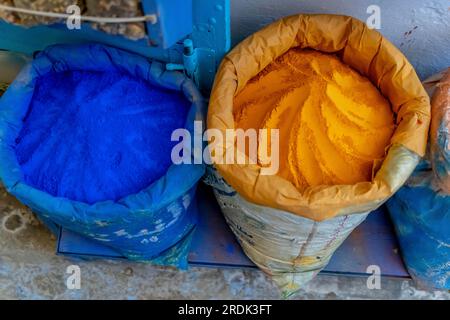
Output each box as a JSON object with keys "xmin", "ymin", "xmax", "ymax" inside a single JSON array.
[
  {"xmin": 142, "ymin": 0, "xmax": 193, "ymax": 49},
  {"xmin": 0, "ymin": 0, "xmax": 230, "ymax": 94}
]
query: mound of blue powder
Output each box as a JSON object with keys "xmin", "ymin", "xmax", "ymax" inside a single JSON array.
[{"xmin": 15, "ymin": 70, "xmax": 190, "ymax": 204}]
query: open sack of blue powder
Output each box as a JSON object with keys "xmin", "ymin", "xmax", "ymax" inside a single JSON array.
[
  {"xmin": 0, "ymin": 44, "xmax": 205, "ymax": 266},
  {"xmin": 17, "ymin": 69, "xmax": 188, "ymax": 204}
]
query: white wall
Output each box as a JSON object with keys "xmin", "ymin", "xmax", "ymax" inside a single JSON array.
[{"xmin": 231, "ymin": 0, "xmax": 450, "ymax": 79}]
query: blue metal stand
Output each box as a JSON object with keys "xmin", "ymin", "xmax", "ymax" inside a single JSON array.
[{"xmin": 58, "ymin": 183, "xmax": 410, "ymax": 278}]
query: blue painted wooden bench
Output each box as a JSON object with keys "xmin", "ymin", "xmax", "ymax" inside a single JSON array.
[{"xmin": 58, "ymin": 183, "xmax": 410, "ymax": 278}]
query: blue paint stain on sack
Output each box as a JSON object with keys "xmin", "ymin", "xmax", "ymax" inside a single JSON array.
[
  {"xmin": 0, "ymin": 44, "xmax": 206, "ymax": 268},
  {"xmin": 387, "ymin": 162, "xmax": 450, "ymax": 289}
]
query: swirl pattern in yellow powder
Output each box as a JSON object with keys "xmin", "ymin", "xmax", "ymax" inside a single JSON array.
[{"xmin": 233, "ymin": 49, "xmax": 395, "ymax": 191}]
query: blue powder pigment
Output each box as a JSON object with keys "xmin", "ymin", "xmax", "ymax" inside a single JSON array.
[{"xmin": 15, "ymin": 70, "xmax": 190, "ymax": 204}]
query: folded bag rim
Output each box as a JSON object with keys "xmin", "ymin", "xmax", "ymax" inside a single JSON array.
[{"xmin": 207, "ymin": 14, "xmax": 431, "ymax": 221}]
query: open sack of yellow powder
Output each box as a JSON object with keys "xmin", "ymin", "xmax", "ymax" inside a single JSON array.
[{"xmin": 206, "ymin": 14, "xmax": 430, "ymax": 296}]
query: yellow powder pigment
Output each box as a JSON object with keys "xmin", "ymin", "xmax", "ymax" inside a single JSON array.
[{"xmin": 233, "ymin": 49, "xmax": 395, "ymax": 191}]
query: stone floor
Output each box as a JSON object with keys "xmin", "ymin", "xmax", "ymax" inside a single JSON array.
[{"xmin": 0, "ymin": 188, "xmax": 449, "ymax": 300}]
